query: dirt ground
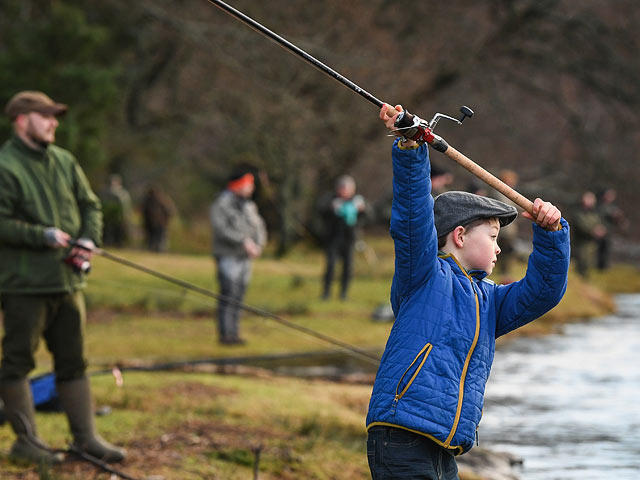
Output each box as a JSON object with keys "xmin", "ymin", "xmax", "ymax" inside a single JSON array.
[
  {"xmin": 1, "ymin": 378, "xmax": 304, "ymax": 480},
  {"xmin": 2, "ymin": 418, "xmax": 281, "ymax": 479}
]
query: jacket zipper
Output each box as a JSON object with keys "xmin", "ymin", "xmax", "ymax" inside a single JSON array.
[
  {"xmin": 391, "ymin": 342, "xmax": 433, "ymax": 415},
  {"xmin": 444, "ymin": 269, "xmax": 481, "ymax": 447}
]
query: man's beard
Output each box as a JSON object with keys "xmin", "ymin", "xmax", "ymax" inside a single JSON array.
[{"xmin": 26, "ymin": 130, "xmax": 51, "ymax": 150}]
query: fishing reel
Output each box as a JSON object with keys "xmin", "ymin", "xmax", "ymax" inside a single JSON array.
[
  {"xmin": 63, "ymin": 240, "xmax": 94, "ymax": 274},
  {"xmin": 64, "ymin": 251, "xmax": 91, "ymax": 274},
  {"xmin": 393, "ymin": 106, "xmax": 474, "ymax": 151}
]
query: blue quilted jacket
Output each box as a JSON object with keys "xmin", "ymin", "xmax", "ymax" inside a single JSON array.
[{"xmin": 366, "ymin": 139, "xmax": 570, "ymax": 455}]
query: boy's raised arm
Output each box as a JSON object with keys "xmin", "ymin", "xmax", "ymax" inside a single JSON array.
[{"xmin": 383, "ymin": 104, "xmax": 439, "ymax": 299}]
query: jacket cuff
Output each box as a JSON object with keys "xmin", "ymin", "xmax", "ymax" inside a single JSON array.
[{"xmin": 532, "ymin": 217, "xmax": 570, "ymax": 247}]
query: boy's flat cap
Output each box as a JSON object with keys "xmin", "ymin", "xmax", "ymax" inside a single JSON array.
[
  {"xmin": 434, "ymin": 190, "xmax": 517, "ymax": 237},
  {"xmin": 5, "ymin": 91, "xmax": 68, "ymax": 120}
]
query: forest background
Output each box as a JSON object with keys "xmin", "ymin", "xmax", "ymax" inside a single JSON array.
[{"xmin": 1, "ymin": 0, "xmax": 639, "ymax": 255}]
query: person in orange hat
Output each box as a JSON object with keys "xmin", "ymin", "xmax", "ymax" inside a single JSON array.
[
  {"xmin": 0, "ymin": 91, "xmax": 125, "ymax": 465},
  {"xmin": 209, "ymin": 168, "xmax": 267, "ymax": 345}
]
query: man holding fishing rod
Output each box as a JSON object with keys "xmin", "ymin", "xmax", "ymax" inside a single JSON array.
[
  {"xmin": 0, "ymin": 91, "xmax": 125, "ymax": 465},
  {"xmin": 365, "ymin": 104, "xmax": 570, "ymax": 479}
]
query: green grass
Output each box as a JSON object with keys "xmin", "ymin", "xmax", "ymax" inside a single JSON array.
[
  {"xmin": 0, "ymin": 371, "xmax": 374, "ymax": 479},
  {"xmin": 1, "ymin": 233, "xmax": 635, "ymax": 479},
  {"xmin": 589, "ymin": 263, "xmax": 640, "ymax": 293}
]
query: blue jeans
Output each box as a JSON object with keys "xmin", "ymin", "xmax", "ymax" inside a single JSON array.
[
  {"xmin": 215, "ymin": 255, "xmax": 252, "ymax": 342},
  {"xmin": 367, "ymin": 426, "xmax": 459, "ymax": 480}
]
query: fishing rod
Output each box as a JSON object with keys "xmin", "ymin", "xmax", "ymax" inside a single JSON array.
[
  {"xmin": 205, "ymin": 0, "xmax": 537, "ymax": 216},
  {"xmin": 13, "ymin": 411, "xmax": 140, "ymax": 480},
  {"xmin": 71, "ymin": 243, "xmax": 380, "ymax": 365},
  {"xmin": 206, "ymin": 0, "xmax": 385, "ymax": 109}
]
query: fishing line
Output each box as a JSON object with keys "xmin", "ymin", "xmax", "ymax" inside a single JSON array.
[
  {"xmin": 85, "ymin": 245, "xmax": 380, "ymax": 365},
  {"xmin": 13, "ymin": 411, "xmax": 140, "ymax": 480},
  {"xmin": 90, "ymin": 276, "xmax": 368, "ymax": 357}
]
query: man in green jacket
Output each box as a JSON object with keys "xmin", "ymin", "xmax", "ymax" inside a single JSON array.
[{"xmin": 0, "ymin": 91, "xmax": 125, "ymax": 465}]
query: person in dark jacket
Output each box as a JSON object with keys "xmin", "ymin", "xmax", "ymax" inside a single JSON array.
[
  {"xmin": 319, "ymin": 175, "xmax": 366, "ymax": 300},
  {"xmin": 572, "ymin": 190, "xmax": 606, "ymax": 278},
  {"xmin": 366, "ymin": 105, "xmax": 570, "ymax": 479},
  {"xmin": 595, "ymin": 187, "xmax": 627, "ymax": 270},
  {"xmin": 210, "ymin": 169, "xmax": 267, "ymax": 345},
  {"xmin": 100, "ymin": 174, "xmax": 132, "ymax": 247},
  {"xmin": 141, "ymin": 184, "xmax": 176, "ymax": 252},
  {"xmin": 0, "ymin": 91, "xmax": 125, "ymax": 465}
]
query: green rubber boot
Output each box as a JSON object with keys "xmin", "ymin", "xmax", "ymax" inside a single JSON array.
[
  {"xmin": 0, "ymin": 379, "xmax": 65, "ymax": 465},
  {"xmin": 57, "ymin": 376, "xmax": 126, "ymax": 463}
]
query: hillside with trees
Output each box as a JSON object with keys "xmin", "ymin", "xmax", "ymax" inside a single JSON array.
[{"xmin": 1, "ymin": 0, "xmax": 639, "ymax": 253}]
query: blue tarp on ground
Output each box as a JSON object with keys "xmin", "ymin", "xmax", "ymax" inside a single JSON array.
[
  {"xmin": 30, "ymin": 372, "xmax": 59, "ymax": 408},
  {"xmin": 0, "ymin": 372, "xmax": 60, "ymax": 425}
]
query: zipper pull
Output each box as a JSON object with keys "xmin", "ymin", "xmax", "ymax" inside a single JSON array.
[
  {"xmin": 391, "ymin": 395, "xmax": 399, "ymax": 415},
  {"xmin": 475, "ymin": 428, "xmax": 479, "ymax": 446}
]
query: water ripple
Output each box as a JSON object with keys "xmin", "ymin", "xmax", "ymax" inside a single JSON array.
[{"xmin": 482, "ymin": 294, "xmax": 640, "ymax": 479}]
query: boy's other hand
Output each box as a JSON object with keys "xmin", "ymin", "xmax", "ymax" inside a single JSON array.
[{"xmin": 521, "ymin": 198, "xmax": 562, "ymax": 231}]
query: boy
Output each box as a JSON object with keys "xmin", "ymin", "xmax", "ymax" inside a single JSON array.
[{"xmin": 366, "ymin": 105, "xmax": 570, "ymax": 479}]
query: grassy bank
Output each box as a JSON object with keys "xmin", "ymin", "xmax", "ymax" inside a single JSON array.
[
  {"xmin": 1, "ymin": 235, "xmax": 636, "ymax": 479},
  {"xmin": 1, "ymin": 370, "xmax": 373, "ymax": 479}
]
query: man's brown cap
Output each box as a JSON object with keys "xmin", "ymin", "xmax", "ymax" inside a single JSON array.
[{"xmin": 5, "ymin": 91, "xmax": 68, "ymax": 120}]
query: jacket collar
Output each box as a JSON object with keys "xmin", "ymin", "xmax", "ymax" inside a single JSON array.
[
  {"xmin": 10, "ymin": 134, "xmax": 49, "ymax": 160},
  {"xmin": 437, "ymin": 251, "xmax": 488, "ymax": 280}
]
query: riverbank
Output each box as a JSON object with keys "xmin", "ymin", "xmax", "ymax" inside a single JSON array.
[
  {"xmin": 0, "ymin": 241, "xmax": 637, "ymax": 479},
  {"xmin": 482, "ymin": 293, "xmax": 640, "ymax": 479}
]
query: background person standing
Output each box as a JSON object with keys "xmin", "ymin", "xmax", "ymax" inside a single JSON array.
[
  {"xmin": 573, "ymin": 190, "xmax": 607, "ymax": 278},
  {"xmin": 141, "ymin": 183, "xmax": 176, "ymax": 252},
  {"xmin": 596, "ymin": 187, "xmax": 628, "ymax": 270},
  {"xmin": 319, "ymin": 175, "xmax": 367, "ymax": 300},
  {"xmin": 210, "ymin": 169, "xmax": 267, "ymax": 345},
  {"xmin": 0, "ymin": 91, "xmax": 125, "ymax": 465},
  {"xmin": 100, "ymin": 173, "xmax": 132, "ymax": 248}
]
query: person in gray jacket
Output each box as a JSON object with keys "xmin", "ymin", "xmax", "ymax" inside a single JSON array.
[{"xmin": 210, "ymin": 169, "xmax": 267, "ymax": 345}]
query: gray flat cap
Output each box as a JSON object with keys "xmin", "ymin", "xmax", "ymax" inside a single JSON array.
[{"xmin": 434, "ymin": 191, "xmax": 517, "ymax": 238}]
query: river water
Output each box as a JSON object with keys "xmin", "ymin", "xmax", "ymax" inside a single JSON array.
[
  {"xmin": 481, "ymin": 293, "xmax": 640, "ymax": 479},
  {"xmin": 235, "ymin": 294, "xmax": 640, "ymax": 478}
]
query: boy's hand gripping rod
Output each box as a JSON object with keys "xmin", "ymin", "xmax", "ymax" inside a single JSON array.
[{"xmin": 206, "ymin": 0, "xmax": 536, "ymax": 216}]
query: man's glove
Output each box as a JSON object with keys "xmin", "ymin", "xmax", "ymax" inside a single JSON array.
[
  {"xmin": 70, "ymin": 238, "xmax": 96, "ymax": 261},
  {"xmin": 74, "ymin": 238, "xmax": 96, "ymax": 251},
  {"xmin": 43, "ymin": 227, "xmax": 71, "ymax": 248},
  {"xmin": 64, "ymin": 238, "xmax": 96, "ymax": 274}
]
